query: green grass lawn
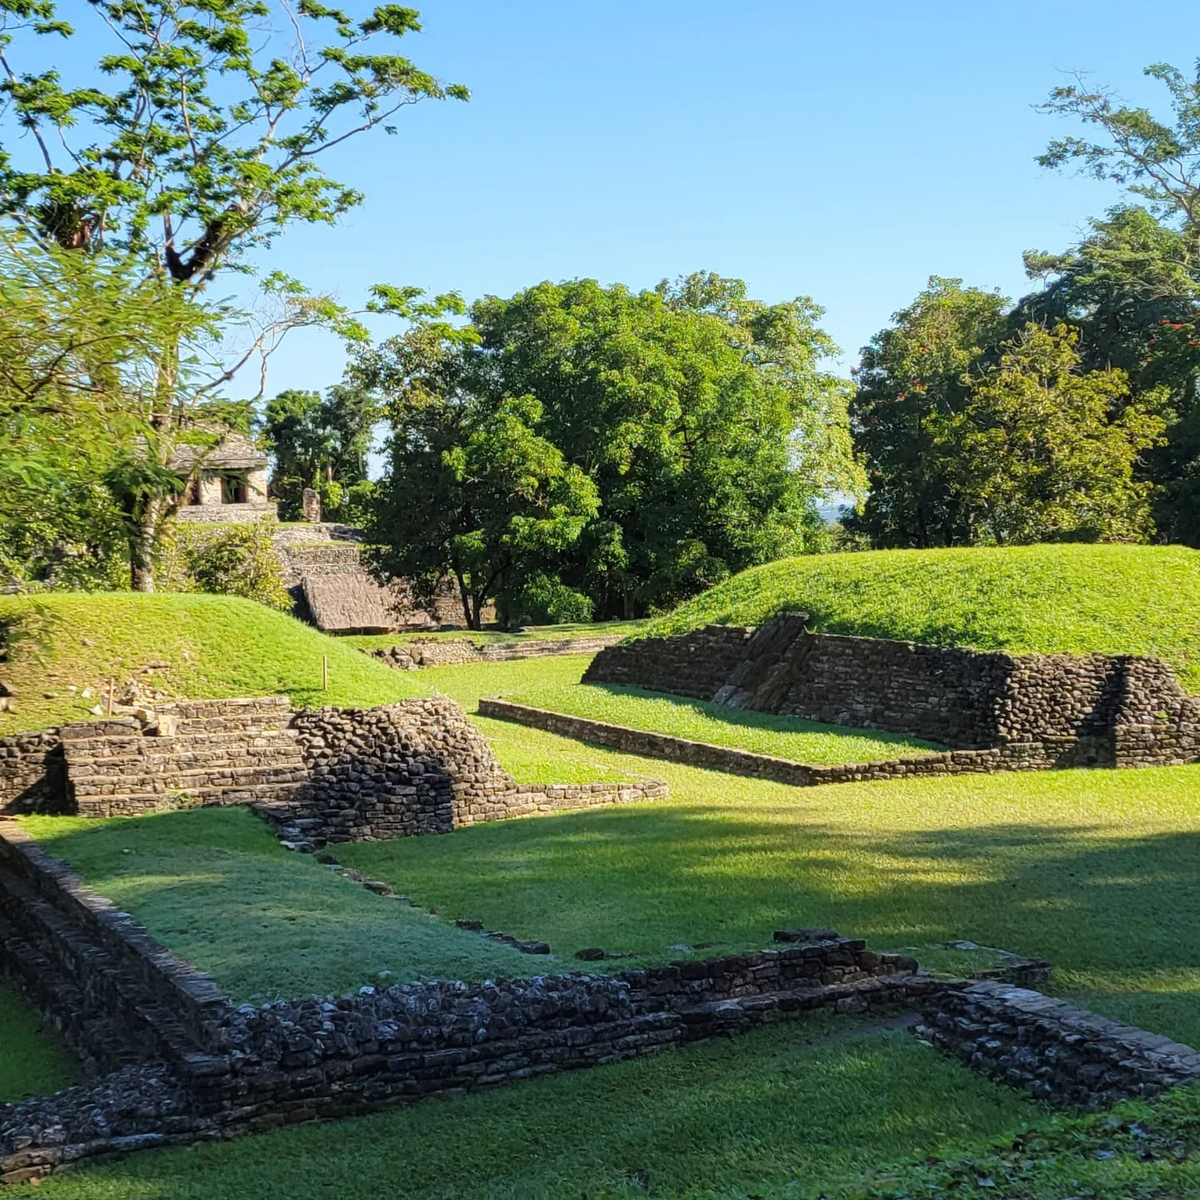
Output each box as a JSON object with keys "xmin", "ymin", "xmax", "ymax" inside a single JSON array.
[
  {"xmin": 642, "ymin": 543, "xmax": 1200, "ymax": 690},
  {"xmin": 504, "ymin": 679, "xmax": 944, "ymax": 763},
  {"xmin": 0, "ymin": 977, "xmax": 80, "ymax": 1103},
  {"xmin": 17, "ymin": 808, "xmax": 530, "ymax": 1003},
  {"xmin": 0, "ymin": 592, "xmax": 426, "ymax": 734},
  {"xmin": 345, "ymin": 618, "xmax": 648, "ymax": 650},
  {"xmin": 18, "ymin": 1016, "xmax": 1046, "ymax": 1200}
]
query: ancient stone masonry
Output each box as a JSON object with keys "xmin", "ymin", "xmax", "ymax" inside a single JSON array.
[
  {"xmin": 61, "ymin": 697, "xmax": 307, "ymax": 818},
  {"xmin": 0, "ymin": 729, "xmax": 65, "ymax": 814},
  {"xmin": 478, "ymin": 699, "xmax": 1072, "ymax": 787},
  {"xmin": 584, "ymin": 616, "xmax": 1200, "ymax": 769},
  {"xmin": 0, "ymin": 910, "xmax": 921, "ymax": 1183},
  {"xmin": 918, "ymin": 980, "xmax": 1200, "ymax": 1109},
  {"xmin": 370, "ymin": 634, "xmax": 623, "ymax": 671},
  {"xmin": 265, "ymin": 698, "xmax": 666, "ymax": 845}
]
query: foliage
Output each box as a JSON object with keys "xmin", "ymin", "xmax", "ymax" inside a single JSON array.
[
  {"xmin": 164, "ymin": 522, "xmax": 292, "ymax": 611},
  {"xmin": 360, "ymin": 273, "xmax": 856, "ymax": 621},
  {"xmin": 367, "ymin": 390, "xmax": 600, "ymax": 629},
  {"xmin": 496, "ymin": 573, "xmax": 594, "ymax": 626},
  {"xmin": 0, "ymin": 592, "xmax": 424, "ymax": 733},
  {"xmin": 638, "ymin": 543, "xmax": 1200, "ymax": 689},
  {"xmin": 0, "ymin": 0, "xmax": 463, "ymax": 588},
  {"xmin": 261, "ymin": 385, "xmax": 377, "ymax": 520},
  {"xmin": 506, "ymin": 680, "xmax": 941, "ymax": 762},
  {"xmin": 934, "ymin": 323, "xmax": 1165, "ymax": 543},
  {"xmin": 848, "ymin": 277, "xmax": 1010, "ymax": 547}
]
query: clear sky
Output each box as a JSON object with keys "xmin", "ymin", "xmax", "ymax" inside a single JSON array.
[{"xmin": 45, "ymin": 1, "xmax": 1200, "ymax": 395}]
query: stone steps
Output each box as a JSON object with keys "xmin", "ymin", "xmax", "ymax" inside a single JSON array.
[{"xmin": 60, "ymin": 700, "xmax": 307, "ymax": 816}]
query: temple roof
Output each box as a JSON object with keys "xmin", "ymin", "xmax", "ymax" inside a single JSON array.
[{"xmin": 170, "ymin": 431, "xmax": 267, "ymax": 472}]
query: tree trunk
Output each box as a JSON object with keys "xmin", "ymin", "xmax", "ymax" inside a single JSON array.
[
  {"xmin": 470, "ymin": 593, "xmax": 483, "ymax": 631},
  {"xmin": 455, "ymin": 573, "xmax": 474, "ymax": 629},
  {"xmin": 129, "ymin": 503, "xmax": 161, "ymax": 592}
]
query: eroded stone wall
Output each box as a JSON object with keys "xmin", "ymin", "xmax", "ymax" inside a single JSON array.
[
  {"xmin": 0, "ymin": 730, "xmax": 65, "ymax": 814},
  {"xmin": 370, "ymin": 634, "xmax": 622, "ymax": 670},
  {"xmin": 919, "ymin": 980, "xmax": 1200, "ymax": 1108},
  {"xmin": 582, "ymin": 626, "xmax": 753, "ymax": 700}
]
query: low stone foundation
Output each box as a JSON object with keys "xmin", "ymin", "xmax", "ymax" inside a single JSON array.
[
  {"xmin": 370, "ymin": 634, "xmax": 622, "ymax": 671},
  {"xmin": 0, "ymin": 729, "xmax": 65, "ymax": 814},
  {"xmin": 918, "ymin": 980, "xmax": 1200, "ymax": 1109},
  {"xmin": 478, "ymin": 699, "xmax": 1094, "ymax": 786}
]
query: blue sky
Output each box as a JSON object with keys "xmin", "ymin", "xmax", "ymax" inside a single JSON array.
[
  {"xmin": 247, "ymin": 0, "xmax": 1200, "ymax": 395},
  {"xmin": 24, "ymin": 1, "xmax": 1200, "ymax": 395}
]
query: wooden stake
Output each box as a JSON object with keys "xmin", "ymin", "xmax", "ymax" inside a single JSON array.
[
  {"xmin": 322, "ymin": 654, "xmax": 328, "ymax": 691},
  {"xmin": 106, "ymin": 678, "xmax": 114, "ymax": 716}
]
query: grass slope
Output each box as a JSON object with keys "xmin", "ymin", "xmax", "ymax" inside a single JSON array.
[
  {"xmin": 643, "ymin": 544, "xmax": 1200, "ymax": 690},
  {"xmin": 22, "ymin": 1018, "xmax": 1040, "ymax": 1200},
  {"xmin": 18, "ymin": 808, "xmax": 529, "ymax": 1002},
  {"xmin": 0, "ymin": 593, "xmax": 425, "ymax": 733},
  {"xmin": 506, "ymin": 680, "xmax": 943, "ymax": 763},
  {"xmin": 0, "ymin": 978, "xmax": 80, "ymax": 1102}
]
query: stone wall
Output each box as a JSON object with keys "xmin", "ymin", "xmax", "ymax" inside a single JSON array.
[
  {"xmin": 0, "ymin": 929, "xmax": 919, "ymax": 1182},
  {"xmin": 274, "ymin": 698, "xmax": 666, "ymax": 844},
  {"xmin": 0, "ymin": 818, "xmax": 228, "ymax": 1074},
  {"xmin": 582, "ymin": 626, "xmax": 753, "ymax": 700},
  {"xmin": 370, "ymin": 634, "xmax": 622, "ymax": 671},
  {"xmin": 0, "ymin": 730, "xmax": 65, "ymax": 814},
  {"xmin": 479, "ymin": 699, "xmax": 1090, "ymax": 786},
  {"xmin": 584, "ymin": 618, "xmax": 1200, "ymax": 766},
  {"xmin": 919, "ymin": 980, "xmax": 1200, "ymax": 1109}
]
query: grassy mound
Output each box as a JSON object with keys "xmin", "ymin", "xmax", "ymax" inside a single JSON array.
[
  {"xmin": 642, "ymin": 544, "xmax": 1200, "ymax": 690},
  {"xmin": 0, "ymin": 592, "xmax": 425, "ymax": 733}
]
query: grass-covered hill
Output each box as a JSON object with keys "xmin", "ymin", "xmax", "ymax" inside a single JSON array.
[
  {"xmin": 642, "ymin": 544, "xmax": 1200, "ymax": 691},
  {"xmin": 0, "ymin": 592, "xmax": 426, "ymax": 734}
]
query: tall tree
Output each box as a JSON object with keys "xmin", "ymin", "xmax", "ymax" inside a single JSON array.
[
  {"xmin": 359, "ymin": 273, "xmax": 857, "ymax": 619},
  {"xmin": 848, "ymin": 277, "xmax": 1010, "ymax": 548},
  {"xmin": 934, "ymin": 324, "xmax": 1165, "ymax": 544},
  {"xmin": 261, "ymin": 383, "xmax": 376, "ymax": 520},
  {"xmin": 0, "ymin": 1, "xmax": 466, "ymax": 587}
]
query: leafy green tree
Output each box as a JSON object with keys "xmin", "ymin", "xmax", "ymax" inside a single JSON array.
[
  {"xmin": 368, "ymin": 390, "xmax": 599, "ymax": 630},
  {"xmin": 0, "ymin": 227, "xmax": 215, "ymax": 587},
  {"xmin": 161, "ymin": 522, "xmax": 291, "ymax": 611},
  {"xmin": 362, "ymin": 273, "xmax": 857, "ymax": 619},
  {"xmin": 935, "ymin": 324, "xmax": 1165, "ymax": 544},
  {"xmin": 0, "ymin": 0, "xmax": 465, "ymax": 587},
  {"xmin": 848, "ymin": 277, "xmax": 1010, "ymax": 547},
  {"xmin": 261, "ymin": 384, "xmax": 377, "ymax": 521}
]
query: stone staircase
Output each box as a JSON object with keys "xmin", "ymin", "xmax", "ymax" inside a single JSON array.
[
  {"xmin": 712, "ymin": 613, "xmax": 811, "ymax": 709},
  {"xmin": 61, "ymin": 697, "xmax": 307, "ymax": 818}
]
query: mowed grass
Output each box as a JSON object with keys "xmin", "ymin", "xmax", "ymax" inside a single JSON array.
[
  {"xmin": 642, "ymin": 544, "xmax": 1200, "ymax": 690},
  {"xmin": 17, "ymin": 808, "xmax": 529, "ymax": 1003},
  {"xmin": 505, "ymin": 679, "xmax": 944, "ymax": 763},
  {"xmin": 17, "ymin": 1017, "xmax": 1044, "ymax": 1200},
  {"xmin": 344, "ymin": 618, "xmax": 648, "ymax": 650},
  {"xmin": 0, "ymin": 977, "xmax": 80, "ymax": 1102},
  {"xmin": 343, "ymin": 690, "xmax": 1200, "ymax": 1045},
  {"xmin": 0, "ymin": 593, "xmax": 425, "ymax": 734}
]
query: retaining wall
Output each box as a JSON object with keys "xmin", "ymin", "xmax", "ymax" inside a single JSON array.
[
  {"xmin": 0, "ymin": 730, "xmax": 65, "ymax": 814},
  {"xmin": 919, "ymin": 980, "xmax": 1200, "ymax": 1109},
  {"xmin": 478, "ymin": 700, "xmax": 1098, "ymax": 785},
  {"xmin": 584, "ymin": 619, "xmax": 1200, "ymax": 765}
]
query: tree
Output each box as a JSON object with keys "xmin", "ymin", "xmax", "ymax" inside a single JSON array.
[
  {"xmin": 934, "ymin": 324, "xmax": 1165, "ymax": 544},
  {"xmin": 368, "ymin": 390, "xmax": 599, "ymax": 630},
  {"xmin": 848, "ymin": 278, "xmax": 1010, "ymax": 547},
  {"xmin": 261, "ymin": 383, "xmax": 377, "ymax": 520},
  {"xmin": 0, "ymin": 227, "xmax": 216, "ymax": 587},
  {"xmin": 1017, "ymin": 207, "xmax": 1199, "ymax": 541},
  {"xmin": 0, "ymin": 1, "xmax": 466, "ymax": 587},
  {"xmin": 361, "ymin": 273, "xmax": 857, "ymax": 620}
]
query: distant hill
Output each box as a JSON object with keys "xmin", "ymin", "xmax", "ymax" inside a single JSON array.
[{"xmin": 640, "ymin": 544, "xmax": 1200, "ymax": 691}]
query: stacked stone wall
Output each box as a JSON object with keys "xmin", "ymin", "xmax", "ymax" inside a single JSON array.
[
  {"xmin": 584, "ymin": 620, "xmax": 1200, "ymax": 765},
  {"xmin": 478, "ymin": 700, "xmax": 1097, "ymax": 785},
  {"xmin": 0, "ymin": 730, "xmax": 65, "ymax": 814},
  {"xmin": 919, "ymin": 980, "xmax": 1200, "ymax": 1109},
  {"xmin": 280, "ymin": 699, "xmax": 666, "ymax": 843},
  {"xmin": 582, "ymin": 626, "xmax": 753, "ymax": 700},
  {"xmin": 371, "ymin": 634, "xmax": 622, "ymax": 671}
]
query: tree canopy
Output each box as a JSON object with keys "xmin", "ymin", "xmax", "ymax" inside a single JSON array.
[{"xmin": 359, "ymin": 273, "xmax": 856, "ymax": 623}]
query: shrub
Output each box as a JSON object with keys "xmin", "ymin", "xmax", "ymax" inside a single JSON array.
[
  {"xmin": 497, "ymin": 574, "xmax": 593, "ymax": 626},
  {"xmin": 169, "ymin": 522, "xmax": 291, "ymax": 611}
]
